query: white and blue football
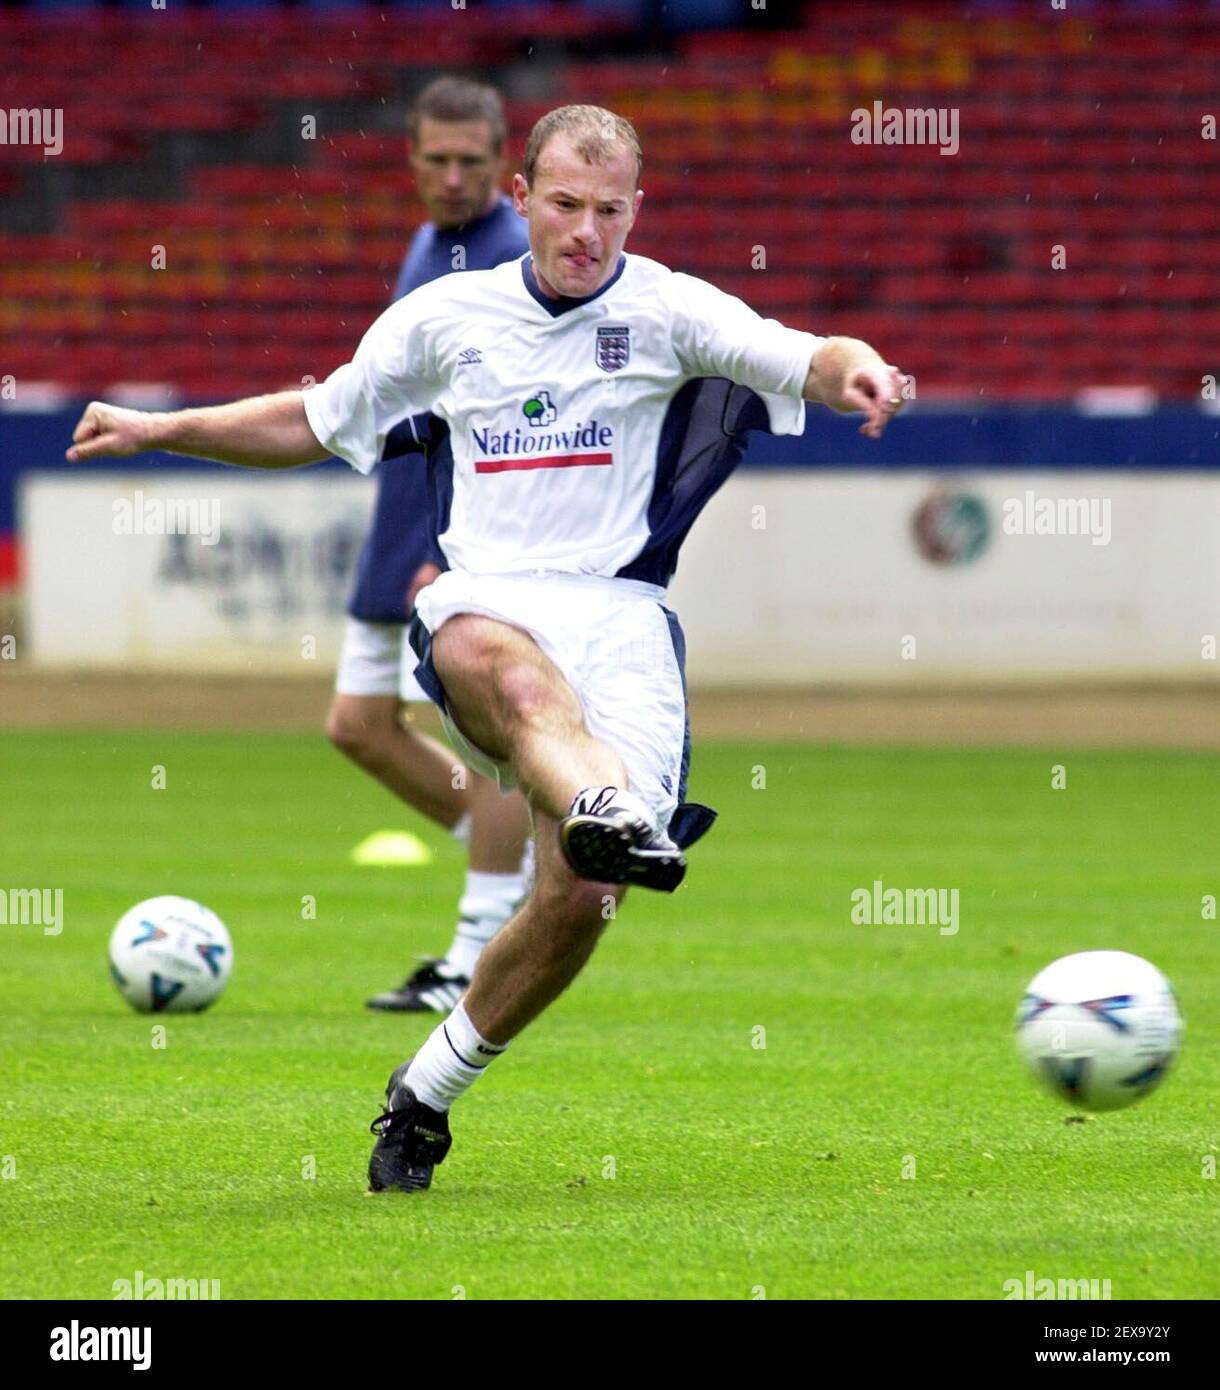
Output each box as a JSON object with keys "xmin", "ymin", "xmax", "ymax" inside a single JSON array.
[
  {"xmin": 108, "ymin": 895, "xmax": 233, "ymax": 1014},
  {"xmin": 1015, "ymin": 950, "xmax": 1181, "ymax": 1112}
]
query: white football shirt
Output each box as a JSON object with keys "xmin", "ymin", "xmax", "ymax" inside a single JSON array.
[{"xmin": 304, "ymin": 251, "xmax": 823, "ymax": 579}]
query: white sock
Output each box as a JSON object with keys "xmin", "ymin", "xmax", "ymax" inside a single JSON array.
[
  {"xmin": 445, "ymin": 870, "xmax": 525, "ymax": 977},
  {"xmin": 406, "ymin": 1002, "xmax": 507, "ymax": 1112}
]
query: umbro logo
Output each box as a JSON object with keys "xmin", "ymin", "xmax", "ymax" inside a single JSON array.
[{"xmin": 457, "ymin": 347, "xmax": 482, "ymax": 366}]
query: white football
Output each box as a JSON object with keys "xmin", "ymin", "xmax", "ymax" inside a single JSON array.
[
  {"xmin": 1015, "ymin": 950, "xmax": 1181, "ymax": 1112},
  {"xmin": 108, "ymin": 895, "xmax": 233, "ymax": 1013}
]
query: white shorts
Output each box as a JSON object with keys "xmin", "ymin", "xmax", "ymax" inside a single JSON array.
[
  {"xmin": 335, "ymin": 617, "xmax": 429, "ymax": 702},
  {"xmin": 412, "ymin": 570, "xmax": 689, "ymax": 832}
]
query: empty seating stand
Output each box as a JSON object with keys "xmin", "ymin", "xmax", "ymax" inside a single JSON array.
[{"xmin": 0, "ymin": 1, "xmax": 1215, "ymax": 402}]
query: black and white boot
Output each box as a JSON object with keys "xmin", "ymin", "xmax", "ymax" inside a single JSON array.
[
  {"xmin": 367, "ymin": 1060, "xmax": 453, "ymax": 1193},
  {"xmin": 366, "ymin": 958, "xmax": 470, "ymax": 1014},
  {"xmin": 559, "ymin": 786, "xmax": 686, "ymax": 892}
]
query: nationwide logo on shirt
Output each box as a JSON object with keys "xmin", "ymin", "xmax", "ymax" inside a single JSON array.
[
  {"xmin": 522, "ymin": 390, "xmax": 557, "ymax": 426},
  {"xmin": 471, "ymin": 400, "xmax": 614, "ymax": 474}
]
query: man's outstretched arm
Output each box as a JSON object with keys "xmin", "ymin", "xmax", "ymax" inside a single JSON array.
[
  {"xmin": 66, "ymin": 391, "xmax": 330, "ymax": 469},
  {"xmin": 803, "ymin": 336, "xmax": 908, "ymax": 441}
]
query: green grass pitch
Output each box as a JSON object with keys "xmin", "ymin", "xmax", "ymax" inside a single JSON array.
[{"xmin": 1, "ymin": 729, "xmax": 1217, "ymax": 1300}]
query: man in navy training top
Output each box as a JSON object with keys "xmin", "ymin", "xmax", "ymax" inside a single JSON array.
[{"xmin": 325, "ymin": 77, "xmax": 532, "ymax": 1015}]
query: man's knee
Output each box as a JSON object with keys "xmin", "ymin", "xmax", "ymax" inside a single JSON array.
[
  {"xmin": 434, "ymin": 616, "xmax": 571, "ymax": 750},
  {"xmin": 326, "ymin": 696, "xmax": 398, "ymax": 762},
  {"xmin": 435, "ymin": 617, "xmax": 557, "ymax": 709},
  {"xmin": 494, "ymin": 660, "xmax": 564, "ymax": 730}
]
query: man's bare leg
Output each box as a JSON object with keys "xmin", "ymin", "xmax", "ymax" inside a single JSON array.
[
  {"xmin": 368, "ymin": 614, "xmax": 658, "ymax": 1191},
  {"xmin": 326, "ymin": 693, "xmax": 468, "ymax": 828},
  {"xmin": 461, "ymin": 808, "xmax": 623, "ymax": 1043},
  {"xmin": 432, "ymin": 614, "xmax": 682, "ymax": 890},
  {"xmin": 328, "ymin": 690, "xmax": 533, "ymax": 1009},
  {"xmin": 432, "ymin": 774, "xmax": 535, "ymax": 990},
  {"xmin": 467, "ymin": 772, "xmax": 532, "ymax": 874},
  {"xmin": 430, "ymin": 613, "xmax": 628, "ymax": 814},
  {"xmin": 327, "ymin": 690, "xmax": 531, "ymax": 866},
  {"xmin": 405, "ymin": 614, "xmax": 641, "ymax": 1059}
]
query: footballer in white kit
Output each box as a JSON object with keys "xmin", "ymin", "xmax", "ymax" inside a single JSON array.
[
  {"xmin": 66, "ymin": 103, "xmax": 906, "ymax": 1197},
  {"xmin": 303, "ymin": 249, "xmax": 821, "ymax": 842}
]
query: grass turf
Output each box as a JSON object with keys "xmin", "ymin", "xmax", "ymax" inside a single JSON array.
[{"xmin": 0, "ymin": 729, "xmax": 1216, "ymax": 1299}]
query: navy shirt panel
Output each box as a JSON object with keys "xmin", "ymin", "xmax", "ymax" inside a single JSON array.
[{"xmin": 347, "ymin": 195, "xmax": 530, "ymax": 623}]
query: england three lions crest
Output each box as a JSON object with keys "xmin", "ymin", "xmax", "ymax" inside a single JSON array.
[{"xmin": 595, "ymin": 325, "xmax": 630, "ymax": 373}]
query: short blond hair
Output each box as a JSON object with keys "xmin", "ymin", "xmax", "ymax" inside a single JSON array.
[{"xmin": 523, "ymin": 105, "xmax": 642, "ymax": 188}]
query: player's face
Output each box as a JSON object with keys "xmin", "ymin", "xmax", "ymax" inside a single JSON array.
[
  {"xmin": 410, "ymin": 117, "xmax": 504, "ymax": 230},
  {"xmin": 513, "ymin": 136, "xmax": 643, "ymax": 299}
]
